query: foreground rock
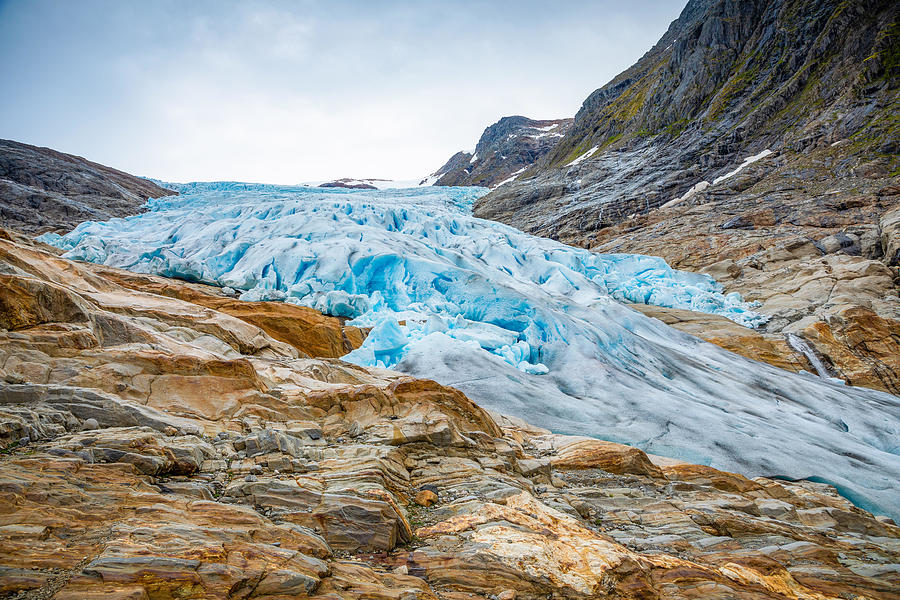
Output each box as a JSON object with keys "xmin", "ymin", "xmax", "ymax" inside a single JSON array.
[
  {"xmin": 0, "ymin": 234, "xmax": 897, "ymax": 599},
  {"xmin": 0, "ymin": 139, "xmax": 176, "ymax": 234}
]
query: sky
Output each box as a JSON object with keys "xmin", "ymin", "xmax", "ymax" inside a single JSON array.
[{"xmin": 0, "ymin": 0, "xmax": 684, "ymax": 183}]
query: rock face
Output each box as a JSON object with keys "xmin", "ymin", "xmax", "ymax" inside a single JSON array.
[
  {"xmin": 427, "ymin": 116, "xmax": 572, "ymax": 188},
  {"xmin": 474, "ymin": 0, "xmax": 899, "ymax": 235},
  {"xmin": 0, "ymin": 232, "xmax": 897, "ymax": 599},
  {"xmin": 318, "ymin": 178, "xmax": 379, "ymax": 190},
  {"xmin": 588, "ymin": 181, "xmax": 900, "ymax": 394},
  {"xmin": 459, "ymin": 0, "xmax": 900, "ymax": 395},
  {"xmin": 0, "ymin": 139, "xmax": 176, "ymax": 234}
]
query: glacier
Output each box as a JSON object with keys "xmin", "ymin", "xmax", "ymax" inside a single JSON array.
[{"xmin": 41, "ymin": 182, "xmax": 900, "ymax": 519}]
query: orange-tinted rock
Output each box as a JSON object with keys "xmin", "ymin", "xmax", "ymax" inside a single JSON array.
[
  {"xmin": 97, "ymin": 267, "xmax": 367, "ymax": 358},
  {"xmin": 552, "ymin": 439, "xmax": 665, "ymax": 479},
  {"xmin": 801, "ymin": 306, "xmax": 900, "ymax": 394},
  {"xmin": 415, "ymin": 489, "xmax": 438, "ymax": 506}
]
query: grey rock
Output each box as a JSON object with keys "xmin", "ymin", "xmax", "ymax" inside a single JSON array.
[
  {"xmin": 0, "ymin": 383, "xmax": 201, "ymax": 436},
  {"xmin": 428, "ymin": 116, "xmax": 573, "ymax": 188},
  {"xmin": 0, "ymin": 138, "xmax": 176, "ymax": 234},
  {"xmin": 471, "ymin": 0, "xmax": 899, "ymax": 243}
]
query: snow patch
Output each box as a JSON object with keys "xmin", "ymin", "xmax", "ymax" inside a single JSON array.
[
  {"xmin": 566, "ymin": 146, "xmax": 599, "ymax": 167},
  {"xmin": 661, "ymin": 180, "xmax": 710, "ymax": 209},
  {"xmin": 712, "ymin": 149, "xmax": 773, "ymax": 185},
  {"xmin": 493, "ymin": 167, "xmax": 527, "ymax": 188}
]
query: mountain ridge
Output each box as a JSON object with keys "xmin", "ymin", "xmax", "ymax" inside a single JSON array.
[
  {"xmin": 472, "ymin": 0, "xmax": 898, "ymax": 233},
  {"xmin": 0, "ymin": 138, "xmax": 176, "ymax": 234},
  {"xmin": 427, "ymin": 115, "xmax": 573, "ymax": 188}
]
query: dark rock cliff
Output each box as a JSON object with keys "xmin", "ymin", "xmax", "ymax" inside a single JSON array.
[
  {"xmin": 427, "ymin": 115, "xmax": 573, "ymax": 188},
  {"xmin": 473, "ymin": 0, "xmax": 899, "ymax": 240},
  {"xmin": 0, "ymin": 139, "xmax": 176, "ymax": 234}
]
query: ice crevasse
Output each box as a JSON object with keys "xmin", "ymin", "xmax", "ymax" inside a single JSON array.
[{"xmin": 41, "ymin": 182, "xmax": 900, "ymax": 520}]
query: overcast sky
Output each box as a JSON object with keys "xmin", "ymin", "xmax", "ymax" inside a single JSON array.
[{"xmin": 0, "ymin": 0, "xmax": 684, "ymax": 183}]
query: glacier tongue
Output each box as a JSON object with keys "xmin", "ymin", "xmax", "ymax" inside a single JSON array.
[{"xmin": 41, "ymin": 182, "xmax": 900, "ymax": 519}]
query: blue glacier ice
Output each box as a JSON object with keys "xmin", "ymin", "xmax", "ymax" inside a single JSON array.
[{"xmin": 41, "ymin": 182, "xmax": 900, "ymax": 519}]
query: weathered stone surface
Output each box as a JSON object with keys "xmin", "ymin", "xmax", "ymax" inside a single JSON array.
[
  {"xmin": 415, "ymin": 489, "xmax": 438, "ymax": 507},
  {"xmin": 551, "ymin": 438, "xmax": 665, "ymax": 479},
  {"xmin": 882, "ymin": 204, "xmax": 900, "ymax": 266},
  {"xmin": 0, "ymin": 138, "xmax": 177, "ymax": 234},
  {"xmin": 429, "ymin": 116, "xmax": 573, "ymax": 188},
  {"xmin": 0, "ymin": 232, "xmax": 896, "ymax": 599},
  {"xmin": 96, "ymin": 266, "xmax": 368, "ymax": 358}
]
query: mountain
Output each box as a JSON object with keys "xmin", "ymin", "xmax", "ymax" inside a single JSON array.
[
  {"xmin": 450, "ymin": 0, "xmax": 900, "ymax": 395},
  {"xmin": 0, "ymin": 139, "xmax": 176, "ymax": 234},
  {"xmin": 426, "ymin": 115, "xmax": 573, "ymax": 188},
  {"xmin": 473, "ymin": 0, "xmax": 899, "ymax": 236}
]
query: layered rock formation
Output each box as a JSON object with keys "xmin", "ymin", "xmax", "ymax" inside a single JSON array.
[
  {"xmin": 0, "ymin": 139, "xmax": 175, "ymax": 234},
  {"xmin": 427, "ymin": 116, "xmax": 572, "ymax": 188},
  {"xmin": 0, "ymin": 232, "xmax": 898, "ymax": 599}
]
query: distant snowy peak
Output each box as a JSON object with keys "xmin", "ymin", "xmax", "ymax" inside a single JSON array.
[
  {"xmin": 425, "ymin": 115, "xmax": 573, "ymax": 188},
  {"xmin": 304, "ymin": 177, "xmax": 426, "ymax": 190}
]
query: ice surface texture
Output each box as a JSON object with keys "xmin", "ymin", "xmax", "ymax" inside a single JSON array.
[{"xmin": 43, "ymin": 182, "xmax": 900, "ymax": 519}]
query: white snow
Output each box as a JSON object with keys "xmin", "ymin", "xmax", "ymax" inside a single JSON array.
[
  {"xmin": 532, "ymin": 123, "xmax": 559, "ymax": 132},
  {"xmin": 660, "ymin": 149, "xmax": 774, "ymax": 209},
  {"xmin": 661, "ymin": 180, "xmax": 710, "ymax": 209},
  {"xmin": 712, "ymin": 149, "xmax": 773, "ymax": 185},
  {"xmin": 529, "ymin": 132, "xmax": 565, "ymax": 140},
  {"xmin": 39, "ymin": 182, "xmax": 900, "ymax": 520},
  {"xmin": 566, "ymin": 146, "xmax": 599, "ymax": 167},
  {"xmin": 418, "ymin": 173, "xmax": 442, "ymax": 186},
  {"xmin": 469, "ymin": 153, "xmax": 478, "ymax": 164},
  {"xmin": 493, "ymin": 167, "xmax": 526, "ymax": 188}
]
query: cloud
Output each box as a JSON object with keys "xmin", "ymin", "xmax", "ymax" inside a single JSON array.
[{"xmin": 0, "ymin": 0, "xmax": 684, "ymax": 182}]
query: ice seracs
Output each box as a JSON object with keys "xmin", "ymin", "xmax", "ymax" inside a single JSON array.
[{"xmin": 41, "ymin": 182, "xmax": 900, "ymax": 520}]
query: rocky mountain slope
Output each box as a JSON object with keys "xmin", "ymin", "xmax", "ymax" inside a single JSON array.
[
  {"xmin": 0, "ymin": 139, "xmax": 175, "ymax": 234},
  {"xmin": 451, "ymin": 0, "xmax": 900, "ymax": 395},
  {"xmin": 1, "ymin": 230, "xmax": 898, "ymax": 599},
  {"xmin": 474, "ymin": 0, "xmax": 898, "ymax": 232},
  {"xmin": 426, "ymin": 116, "xmax": 572, "ymax": 188}
]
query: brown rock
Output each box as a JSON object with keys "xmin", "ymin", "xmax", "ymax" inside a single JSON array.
[
  {"xmin": 0, "ymin": 231, "xmax": 897, "ymax": 600},
  {"xmin": 552, "ymin": 439, "xmax": 665, "ymax": 479},
  {"xmin": 415, "ymin": 489, "xmax": 438, "ymax": 506}
]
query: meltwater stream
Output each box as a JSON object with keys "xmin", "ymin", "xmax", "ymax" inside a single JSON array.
[{"xmin": 40, "ymin": 182, "xmax": 900, "ymax": 518}]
